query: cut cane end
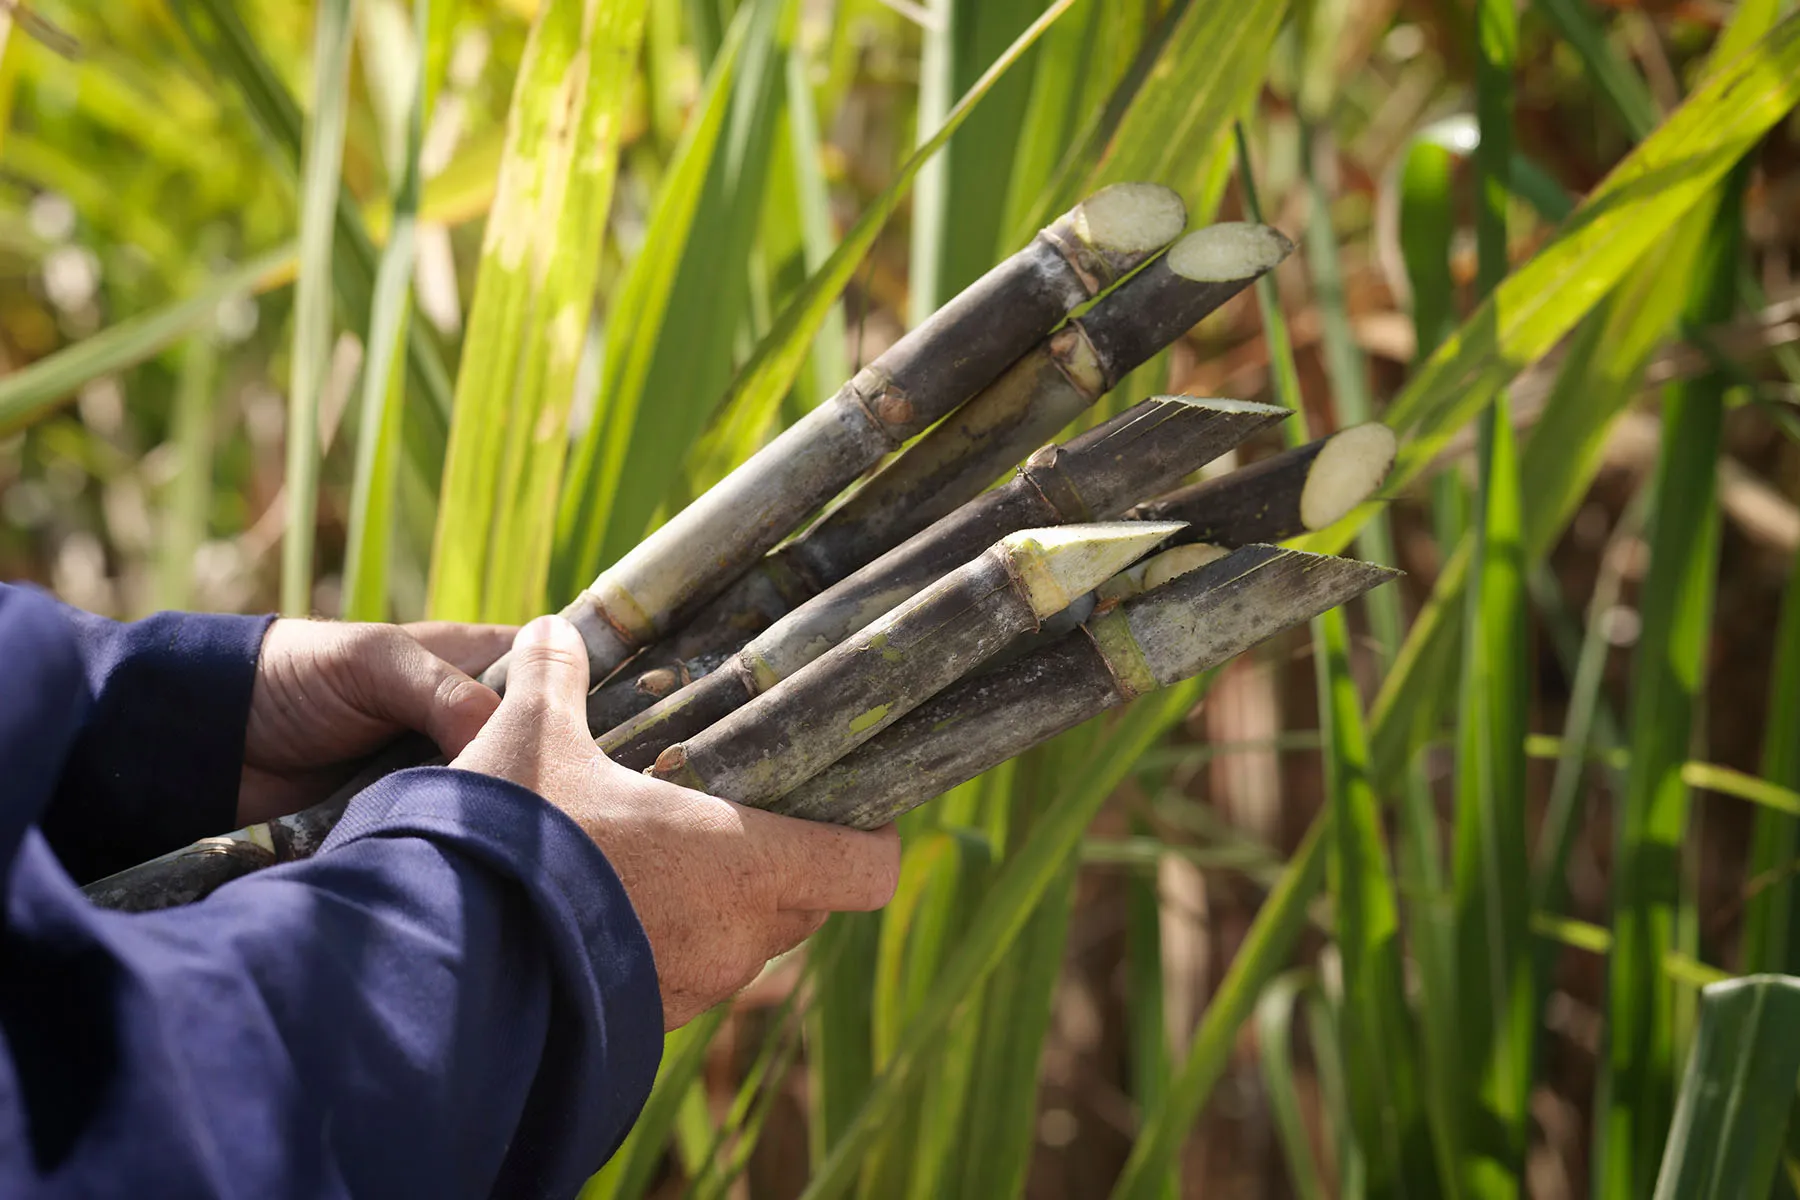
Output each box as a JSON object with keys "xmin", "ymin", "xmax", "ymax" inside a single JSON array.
[
  {"xmin": 1300, "ymin": 423, "xmax": 1398, "ymax": 530},
  {"xmin": 1002, "ymin": 520, "xmax": 1186, "ymax": 617},
  {"xmin": 1071, "ymin": 183, "xmax": 1187, "ymax": 260},
  {"xmin": 1166, "ymin": 222, "xmax": 1295, "ymax": 283}
]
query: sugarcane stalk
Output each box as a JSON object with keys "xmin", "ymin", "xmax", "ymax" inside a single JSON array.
[
  {"xmin": 483, "ymin": 182, "xmax": 1188, "ymax": 692},
  {"xmin": 83, "ymin": 733, "xmax": 442, "ymax": 912},
  {"xmin": 768, "ymin": 546, "xmax": 1400, "ymax": 829},
  {"xmin": 598, "ymin": 395, "xmax": 1289, "ymax": 770},
  {"xmin": 1127, "ymin": 422, "xmax": 1397, "ymax": 546},
  {"xmin": 587, "ymin": 223, "xmax": 1296, "ymax": 733},
  {"xmin": 647, "ymin": 522, "xmax": 1182, "ymax": 805}
]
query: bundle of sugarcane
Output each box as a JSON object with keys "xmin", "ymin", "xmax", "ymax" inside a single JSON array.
[
  {"xmin": 482, "ymin": 181, "xmax": 1191, "ymax": 692},
  {"xmin": 647, "ymin": 541, "xmax": 1397, "ymax": 819},
  {"xmin": 597, "ymin": 394, "xmax": 1291, "ymax": 770},
  {"xmin": 764, "ymin": 544, "xmax": 1398, "ymax": 828},
  {"xmin": 85, "ymin": 195, "xmax": 1401, "ymax": 913},
  {"xmin": 584, "ymin": 220, "xmax": 1296, "ymax": 733}
]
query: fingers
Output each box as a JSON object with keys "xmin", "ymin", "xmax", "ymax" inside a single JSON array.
[
  {"xmin": 402, "ymin": 622, "xmax": 519, "ymax": 678},
  {"xmin": 354, "ymin": 628, "xmax": 502, "ymax": 759},
  {"xmin": 756, "ymin": 812, "xmax": 902, "ymax": 913},
  {"xmin": 496, "ymin": 615, "xmax": 591, "ymax": 728}
]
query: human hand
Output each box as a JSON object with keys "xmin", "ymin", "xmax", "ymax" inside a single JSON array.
[
  {"xmin": 241, "ymin": 619, "xmax": 516, "ymax": 825},
  {"xmin": 452, "ymin": 615, "xmax": 901, "ymax": 1030}
]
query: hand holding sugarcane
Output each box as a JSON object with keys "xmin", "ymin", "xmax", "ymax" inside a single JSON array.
[
  {"xmin": 234, "ymin": 620, "xmax": 513, "ymax": 824},
  {"xmin": 452, "ymin": 615, "xmax": 901, "ymax": 1031},
  {"xmin": 85, "ymin": 184, "xmax": 1402, "ymax": 913}
]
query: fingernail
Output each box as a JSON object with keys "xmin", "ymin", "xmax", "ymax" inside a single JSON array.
[{"xmin": 514, "ymin": 614, "xmax": 564, "ymax": 648}]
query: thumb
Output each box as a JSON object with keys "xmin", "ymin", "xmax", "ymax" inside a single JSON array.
[{"xmin": 498, "ymin": 615, "xmax": 592, "ymax": 728}]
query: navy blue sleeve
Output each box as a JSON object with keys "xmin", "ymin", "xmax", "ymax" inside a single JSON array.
[
  {"xmin": 1, "ymin": 586, "xmax": 666, "ymax": 1199},
  {"xmin": 26, "ymin": 585, "xmax": 274, "ymax": 883}
]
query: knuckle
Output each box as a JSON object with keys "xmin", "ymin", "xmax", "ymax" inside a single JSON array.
[
  {"xmin": 514, "ymin": 642, "xmax": 588, "ymax": 675},
  {"xmin": 347, "ymin": 622, "xmax": 402, "ymax": 656},
  {"xmin": 437, "ymin": 674, "xmax": 497, "ymax": 717}
]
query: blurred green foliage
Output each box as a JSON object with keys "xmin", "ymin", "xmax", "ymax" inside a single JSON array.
[{"xmin": 6, "ymin": 0, "xmax": 1800, "ymax": 1196}]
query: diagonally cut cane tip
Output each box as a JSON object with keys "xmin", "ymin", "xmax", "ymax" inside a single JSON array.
[{"xmin": 1002, "ymin": 520, "xmax": 1187, "ymax": 617}]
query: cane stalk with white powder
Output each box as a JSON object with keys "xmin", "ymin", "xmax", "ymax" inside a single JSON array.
[
  {"xmin": 770, "ymin": 545, "xmax": 1400, "ymax": 828},
  {"xmin": 647, "ymin": 522, "xmax": 1182, "ymax": 805},
  {"xmin": 597, "ymin": 396, "xmax": 1289, "ymax": 769}
]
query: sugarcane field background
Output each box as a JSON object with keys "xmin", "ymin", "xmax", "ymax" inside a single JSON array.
[{"xmin": 7, "ymin": 0, "xmax": 1800, "ymax": 1194}]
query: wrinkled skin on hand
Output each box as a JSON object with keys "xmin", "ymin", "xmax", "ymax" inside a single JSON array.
[
  {"xmin": 241, "ymin": 619, "xmax": 515, "ymax": 824},
  {"xmin": 453, "ymin": 616, "xmax": 902, "ymax": 1029}
]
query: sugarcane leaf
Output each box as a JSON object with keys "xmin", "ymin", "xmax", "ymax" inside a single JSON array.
[
  {"xmin": 1597, "ymin": 167, "xmax": 1743, "ymax": 1198},
  {"xmin": 171, "ymin": 0, "xmax": 455, "ymax": 428},
  {"xmin": 551, "ymin": 0, "xmax": 784, "ymax": 596},
  {"xmin": 1295, "ymin": 9, "xmax": 1800, "ymax": 554},
  {"xmin": 1257, "ymin": 972, "xmax": 1329, "ymax": 1200},
  {"xmin": 685, "ymin": 969, "xmax": 811, "ymax": 1200},
  {"xmin": 1744, "ymin": 563, "xmax": 1800, "ymax": 972},
  {"xmin": 752, "ymin": 39, "xmax": 846, "ymax": 428},
  {"xmin": 863, "ymin": 817, "xmax": 987, "ymax": 1200},
  {"xmin": 579, "ymin": 1005, "xmax": 730, "ymax": 1199},
  {"xmin": 1366, "ymin": 206, "xmax": 1713, "ymax": 792},
  {"xmin": 805, "ymin": 910, "xmax": 881, "ymax": 1167},
  {"xmin": 954, "ymin": 854, "xmax": 1077, "ymax": 1200},
  {"xmin": 1112, "ymin": 815, "xmax": 1327, "ymax": 1200},
  {"xmin": 997, "ymin": 0, "xmax": 1135, "ymax": 255},
  {"xmin": 1319, "ymin": 607, "xmax": 1428, "ymax": 1196},
  {"xmin": 152, "ymin": 332, "xmax": 220, "ymax": 610},
  {"xmin": 426, "ymin": 0, "xmax": 649, "ymax": 623},
  {"xmin": 1032, "ymin": 0, "xmax": 1289, "ymax": 225},
  {"xmin": 1365, "ymin": 0, "xmax": 1786, "ymax": 793},
  {"xmin": 343, "ymin": 0, "xmax": 431, "ymax": 622},
  {"xmin": 282, "ymin": 0, "xmax": 355, "ymax": 616},
  {"xmin": 1651, "ymin": 976, "xmax": 1800, "ymax": 1200},
  {"xmin": 681, "ymin": 0, "xmax": 1083, "ymax": 478},
  {"xmin": 1450, "ymin": 395, "xmax": 1534, "ymax": 1197},
  {"xmin": 1243, "ymin": 122, "xmax": 1450, "ymax": 1192},
  {"xmin": 1448, "ymin": 2, "xmax": 1535, "ymax": 1188},
  {"xmin": 1528, "ymin": 501, "xmax": 1637, "ymax": 917},
  {"xmin": 798, "ymin": 678, "xmax": 1204, "ymax": 1200},
  {"xmin": 1528, "ymin": 0, "xmax": 1657, "ymax": 138},
  {"xmin": 1398, "ymin": 138, "xmax": 1457, "ymax": 364},
  {"xmin": 1364, "ymin": 0, "xmax": 1789, "ymax": 788},
  {"xmin": 909, "ymin": 0, "xmax": 1046, "ymax": 321},
  {"xmin": 0, "ymin": 244, "xmax": 291, "ymax": 437},
  {"xmin": 1680, "ymin": 763, "xmax": 1800, "ymax": 817}
]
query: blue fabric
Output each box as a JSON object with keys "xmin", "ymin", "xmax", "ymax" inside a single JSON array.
[{"xmin": 0, "ymin": 584, "xmax": 664, "ymax": 1198}]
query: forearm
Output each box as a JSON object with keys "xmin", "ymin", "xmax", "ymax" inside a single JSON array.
[{"xmin": 2, "ymin": 769, "xmax": 662, "ymax": 1199}]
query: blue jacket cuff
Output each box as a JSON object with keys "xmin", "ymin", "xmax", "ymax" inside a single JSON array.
[
  {"xmin": 47, "ymin": 607, "xmax": 275, "ymax": 881},
  {"xmin": 323, "ymin": 766, "xmax": 665, "ymax": 1147}
]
